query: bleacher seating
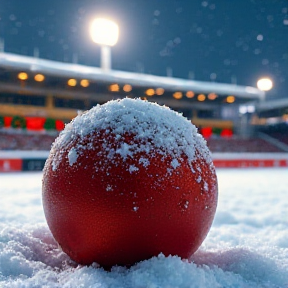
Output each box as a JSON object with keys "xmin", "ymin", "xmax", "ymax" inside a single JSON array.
[
  {"xmin": 0, "ymin": 129, "xmax": 286, "ymax": 152},
  {"xmin": 258, "ymin": 123, "xmax": 288, "ymax": 146},
  {"xmin": 0, "ymin": 130, "xmax": 57, "ymax": 151},
  {"xmin": 264, "ymin": 132, "xmax": 288, "ymax": 146},
  {"xmin": 206, "ymin": 137, "xmax": 284, "ymax": 153}
]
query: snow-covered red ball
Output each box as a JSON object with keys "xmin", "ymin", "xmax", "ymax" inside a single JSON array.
[{"xmin": 42, "ymin": 98, "xmax": 218, "ymax": 268}]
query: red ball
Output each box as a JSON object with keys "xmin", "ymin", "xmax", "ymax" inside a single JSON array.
[{"xmin": 42, "ymin": 98, "xmax": 218, "ymax": 268}]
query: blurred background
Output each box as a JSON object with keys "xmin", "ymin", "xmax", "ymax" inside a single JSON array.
[{"xmin": 0, "ymin": 0, "xmax": 288, "ymax": 171}]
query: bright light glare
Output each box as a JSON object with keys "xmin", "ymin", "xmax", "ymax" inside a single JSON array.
[
  {"xmin": 173, "ymin": 92, "xmax": 183, "ymax": 99},
  {"xmin": 123, "ymin": 84, "xmax": 132, "ymax": 92},
  {"xmin": 186, "ymin": 91, "xmax": 195, "ymax": 98},
  {"xmin": 197, "ymin": 94, "xmax": 206, "ymax": 102},
  {"xmin": 208, "ymin": 93, "xmax": 217, "ymax": 100},
  {"xmin": 146, "ymin": 89, "xmax": 155, "ymax": 96},
  {"xmin": 109, "ymin": 84, "xmax": 119, "ymax": 92},
  {"xmin": 257, "ymin": 78, "xmax": 273, "ymax": 91},
  {"xmin": 34, "ymin": 74, "xmax": 45, "ymax": 82},
  {"xmin": 18, "ymin": 72, "xmax": 28, "ymax": 80},
  {"xmin": 67, "ymin": 79, "xmax": 77, "ymax": 86},
  {"xmin": 239, "ymin": 105, "xmax": 255, "ymax": 114},
  {"xmin": 90, "ymin": 18, "xmax": 119, "ymax": 46},
  {"xmin": 226, "ymin": 95, "xmax": 235, "ymax": 103},
  {"xmin": 239, "ymin": 106, "xmax": 247, "ymax": 114},
  {"xmin": 247, "ymin": 105, "xmax": 255, "ymax": 113},
  {"xmin": 156, "ymin": 88, "xmax": 164, "ymax": 95},
  {"xmin": 80, "ymin": 79, "xmax": 90, "ymax": 87}
]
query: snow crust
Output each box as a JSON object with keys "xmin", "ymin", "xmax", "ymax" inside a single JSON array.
[
  {"xmin": 67, "ymin": 147, "xmax": 78, "ymax": 166},
  {"xmin": 51, "ymin": 98, "xmax": 212, "ymax": 172},
  {"xmin": 0, "ymin": 169, "xmax": 287, "ymax": 287}
]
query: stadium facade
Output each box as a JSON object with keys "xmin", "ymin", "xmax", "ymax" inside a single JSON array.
[
  {"xmin": 0, "ymin": 52, "xmax": 266, "ymax": 137},
  {"xmin": 1, "ymin": 52, "xmax": 288, "ymax": 171}
]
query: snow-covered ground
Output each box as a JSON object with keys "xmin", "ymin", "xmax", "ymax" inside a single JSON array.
[{"xmin": 0, "ymin": 168, "xmax": 287, "ymax": 288}]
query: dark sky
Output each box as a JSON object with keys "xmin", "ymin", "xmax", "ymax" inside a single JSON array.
[{"xmin": 0, "ymin": 0, "xmax": 287, "ymax": 98}]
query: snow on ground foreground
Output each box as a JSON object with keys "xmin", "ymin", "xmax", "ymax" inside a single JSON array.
[{"xmin": 0, "ymin": 169, "xmax": 287, "ymax": 287}]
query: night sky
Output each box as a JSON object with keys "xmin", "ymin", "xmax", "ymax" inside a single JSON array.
[{"xmin": 0, "ymin": 0, "xmax": 287, "ymax": 99}]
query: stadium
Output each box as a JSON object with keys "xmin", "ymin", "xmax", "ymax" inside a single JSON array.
[
  {"xmin": 1, "ymin": 2, "xmax": 288, "ymax": 287},
  {"xmin": 0, "ymin": 51, "xmax": 288, "ymax": 171}
]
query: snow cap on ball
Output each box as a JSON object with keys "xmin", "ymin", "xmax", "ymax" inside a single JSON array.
[{"xmin": 51, "ymin": 98, "xmax": 213, "ymax": 173}]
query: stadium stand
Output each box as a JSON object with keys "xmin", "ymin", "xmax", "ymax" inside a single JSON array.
[
  {"xmin": 268, "ymin": 133, "xmax": 288, "ymax": 146},
  {"xmin": 257, "ymin": 123, "xmax": 288, "ymax": 147},
  {"xmin": 0, "ymin": 130, "xmax": 56, "ymax": 151},
  {"xmin": 1, "ymin": 128, "xmax": 288, "ymax": 171},
  {"xmin": 0, "ymin": 129, "xmax": 285, "ymax": 153},
  {"xmin": 206, "ymin": 137, "xmax": 284, "ymax": 153}
]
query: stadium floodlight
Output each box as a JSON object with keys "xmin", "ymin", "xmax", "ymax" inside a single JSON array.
[
  {"xmin": 257, "ymin": 78, "xmax": 273, "ymax": 91},
  {"xmin": 90, "ymin": 18, "xmax": 119, "ymax": 71},
  {"xmin": 90, "ymin": 18, "xmax": 119, "ymax": 46}
]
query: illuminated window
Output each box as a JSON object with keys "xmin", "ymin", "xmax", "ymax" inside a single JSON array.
[
  {"xmin": 67, "ymin": 79, "xmax": 77, "ymax": 86},
  {"xmin": 109, "ymin": 84, "xmax": 120, "ymax": 92},
  {"xmin": 80, "ymin": 79, "xmax": 90, "ymax": 87},
  {"xmin": 197, "ymin": 94, "xmax": 206, "ymax": 101},
  {"xmin": 146, "ymin": 88, "xmax": 155, "ymax": 96},
  {"xmin": 18, "ymin": 72, "xmax": 28, "ymax": 80},
  {"xmin": 186, "ymin": 91, "xmax": 195, "ymax": 98},
  {"xmin": 208, "ymin": 93, "xmax": 217, "ymax": 100},
  {"xmin": 173, "ymin": 92, "xmax": 183, "ymax": 99},
  {"xmin": 156, "ymin": 88, "xmax": 164, "ymax": 95},
  {"xmin": 123, "ymin": 84, "xmax": 132, "ymax": 92},
  {"xmin": 34, "ymin": 74, "xmax": 45, "ymax": 82},
  {"xmin": 226, "ymin": 95, "xmax": 235, "ymax": 103}
]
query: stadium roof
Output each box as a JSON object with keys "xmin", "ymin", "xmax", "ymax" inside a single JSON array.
[
  {"xmin": 256, "ymin": 98, "xmax": 288, "ymax": 118},
  {"xmin": 0, "ymin": 52, "xmax": 264, "ymax": 101},
  {"xmin": 257, "ymin": 98, "xmax": 288, "ymax": 112}
]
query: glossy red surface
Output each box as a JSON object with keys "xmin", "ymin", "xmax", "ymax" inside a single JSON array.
[{"xmin": 42, "ymin": 131, "xmax": 218, "ymax": 268}]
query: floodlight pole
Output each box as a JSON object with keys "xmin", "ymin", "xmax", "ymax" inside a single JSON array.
[
  {"xmin": 0, "ymin": 38, "xmax": 4, "ymax": 52},
  {"xmin": 100, "ymin": 45, "xmax": 112, "ymax": 71}
]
